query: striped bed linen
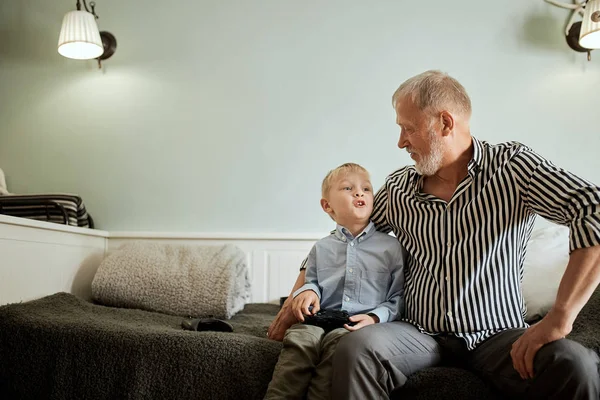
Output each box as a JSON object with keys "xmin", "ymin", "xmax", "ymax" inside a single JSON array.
[{"xmin": 0, "ymin": 194, "xmax": 94, "ymax": 228}]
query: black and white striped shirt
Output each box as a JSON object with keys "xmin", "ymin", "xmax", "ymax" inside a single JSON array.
[{"xmin": 371, "ymin": 137, "xmax": 600, "ymax": 350}]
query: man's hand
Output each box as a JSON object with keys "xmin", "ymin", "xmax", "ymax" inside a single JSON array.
[
  {"xmin": 292, "ymin": 290, "xmax": 320, "ymax": 322},
  {"xmin": 344, "ymin": 313, "xmax": 378, "ymax": 332},
  {"xmin": 267, "ymin": 269, "xmax": 308, "ymax": 341},
  {"xmin": 267, "ymin": 299, "xmax": 299, "ymax": 341},
  {"xmin": 510, "ymin": 310, "xmax": 572, "ymax": 380}
]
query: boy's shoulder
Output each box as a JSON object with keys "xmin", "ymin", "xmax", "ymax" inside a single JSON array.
[
  {"xmin": 370, "ymin": 230, "xmax": 402, "ymax": 247},
  {"xmin": 313, "ymin": 230, "xmax": 338, "ymax": 246}
]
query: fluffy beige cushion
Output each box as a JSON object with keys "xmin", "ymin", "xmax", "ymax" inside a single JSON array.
[{"xmin": 91, "ymin": 242, "xmax": 251, "ymax": 319}]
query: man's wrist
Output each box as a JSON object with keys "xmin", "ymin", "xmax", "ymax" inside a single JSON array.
[{"xmin": 546, "ymin": 306, "xmax": 574, "ymax": 335}]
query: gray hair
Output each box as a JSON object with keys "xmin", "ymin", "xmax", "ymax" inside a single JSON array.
[{"xmin": 392, "ymin": 70, "xmax": 472, "ymax": 117}]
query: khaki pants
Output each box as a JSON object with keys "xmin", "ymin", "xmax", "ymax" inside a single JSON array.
[{"xmin": 264, "ymin": 324, "xmax": 349, "ymax": 400}]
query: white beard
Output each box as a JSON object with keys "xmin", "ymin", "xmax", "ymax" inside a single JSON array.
[{"xmin": 414, "ymin": 131, "xmax": 444, "ymax": 176}]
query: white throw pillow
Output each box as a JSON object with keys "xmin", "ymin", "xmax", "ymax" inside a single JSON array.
[
  {"xmin": 0, "ymin": 168, "xmax": 9, "ymax": 195},
  {"xmin": 522, "ymin": 223, "xmax": 570, "ymax": 320}
]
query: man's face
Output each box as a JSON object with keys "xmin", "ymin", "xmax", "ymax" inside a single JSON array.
[{"xmin": 395, "ymin": 96, "xmax": 445, "ymax": 176}]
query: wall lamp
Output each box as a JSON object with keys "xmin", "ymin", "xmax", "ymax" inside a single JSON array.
[
  {"xmin": 545, "ymin": 0, "xmax": 600, "ymax": 60},
  {"xmin": 57, "ymin": 1, "xmax": 117, "ymax": 68}
]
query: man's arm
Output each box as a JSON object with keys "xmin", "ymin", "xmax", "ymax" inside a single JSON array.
[
  {"xmin": 267, "ymin": 269, "xmax": 306, "ymax": 341},
  {"xmin": 371, "ymin": 182, "xmax": 393, "ymax": 233},
  {"xmin": 511, "ymin": 245, "xmax": 600, "ymax": 379},
  {"xmin": 510, "ymin": 148, "xmax": 600, "ymax": 378}
]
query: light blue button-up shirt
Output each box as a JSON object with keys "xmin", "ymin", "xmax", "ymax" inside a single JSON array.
[{"xmin": 293, "ymin": 221, "xmax": 405, "ymax": 323}]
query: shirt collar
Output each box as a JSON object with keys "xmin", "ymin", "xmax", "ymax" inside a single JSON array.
[
  {"xmin": 411, "ymin": 136, "xmax": 485, "ymax": 195},
  {"xmin": 467, "ymin": 136, "xmax": 484, "ymax": 177},
  {"xmin": 334, "ymin": 221, "xmax": 375, "ymax": 243}
]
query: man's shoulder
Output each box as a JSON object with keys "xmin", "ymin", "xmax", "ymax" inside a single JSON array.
[
  {"xmin": 481, "ymin": 139, "xmax": 533, "ymax": 158},
  {"xmin": 384, "ymin": 166, "xmax": 417, "ymax": 187},
  {"xmin": 476, "ymin": 139, "xmax": 542, "ymax": 168}
]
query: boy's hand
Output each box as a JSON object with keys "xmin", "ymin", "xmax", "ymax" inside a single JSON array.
[
  {"xmin": 292, "ymin": 290, "xmax": 320, "ymax": 322},
  {"xmin": 344, "ymin": 313, "xmax": 378, "ymax": 331}
]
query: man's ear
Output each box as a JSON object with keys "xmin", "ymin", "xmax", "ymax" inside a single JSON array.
[
  {"xmin": 440, "ymin": 111, "xmax": 454, "ymax": 137},
  {"xmin": 321, "ymin": 198, "xmax": 332, "ymax": 214}
]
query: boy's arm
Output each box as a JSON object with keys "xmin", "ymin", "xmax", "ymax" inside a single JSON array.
[{"xmin": 366, "ymin": 245, "xmax": 405, "ymax": 324}]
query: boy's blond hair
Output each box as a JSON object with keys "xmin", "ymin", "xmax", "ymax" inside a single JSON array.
[{"xmin": 321, "ymin": 163, "xmax": 370, "ymax": 198}]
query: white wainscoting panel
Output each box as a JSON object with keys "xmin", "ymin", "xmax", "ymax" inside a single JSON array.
[
  {"xmin": 1, "ymin": 216, "xmax": 324, "ymax": 306},
  {"xmin": 108, "ymin": 233, "xmax": 322, "ymax": 304},
  {"xmin": 0, "ymin": 215, "xmax": 108, "ymax": 305}
]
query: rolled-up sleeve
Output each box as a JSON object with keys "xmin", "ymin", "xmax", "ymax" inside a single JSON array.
[{"xmin": 511, "ymin": 147, "xmax": 600, "ymax": 252}]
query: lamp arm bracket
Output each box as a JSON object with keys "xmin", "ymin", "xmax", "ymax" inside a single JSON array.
[
  {"xmin": 78, "ymin": 0, "xmax": 99, "ymax": 19},
  {"xmin": 544, "ymin": 0, "xmax": 583, "ymax": 10},
  {"xmin": 544, "ymin": 0, "xmax": 588, "ymax": 35},
  {"xmin": 565, "ymin": 5, "xmax": 586, "ymax": 34}
]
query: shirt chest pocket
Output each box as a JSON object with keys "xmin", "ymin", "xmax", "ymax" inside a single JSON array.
[{"xmin": 358, "ymin": 270, "xmax": 389, "ymax": 306}]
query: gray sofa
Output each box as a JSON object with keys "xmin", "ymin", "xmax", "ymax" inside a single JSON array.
[{"xmin": 1, "ymin": 286, "xmax": 598, "ymax": 400}]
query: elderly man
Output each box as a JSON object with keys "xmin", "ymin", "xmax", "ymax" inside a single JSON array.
[{"xmin": 268, "ymin": 70, "xmax": 600, "ymax": 399}]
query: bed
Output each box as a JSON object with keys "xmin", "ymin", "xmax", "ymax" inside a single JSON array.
[
  {"xmin": 0, "ymin": 194, "xmax": 94, "ymax": 228},
  {"xmin": 0, "ymin": 292, "xmax": 282, "ymax": 400}
]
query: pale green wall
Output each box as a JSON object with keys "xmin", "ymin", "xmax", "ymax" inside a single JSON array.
[{"xmin": 1, "ymin": 0, "xmax": 599, "ymax": 232}]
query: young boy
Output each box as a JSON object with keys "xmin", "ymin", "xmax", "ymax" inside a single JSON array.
[{"xmin": 264, "ymin": 163, "xmax": 405, "ymax": 400}]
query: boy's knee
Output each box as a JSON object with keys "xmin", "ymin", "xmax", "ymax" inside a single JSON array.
[
  {"xmin": 283, "ymin": 324, "xmax": 324, "ymax": 347},
  {"xmin": 321, "ymin": 328, "xmax": 348, "ymax": 348}
]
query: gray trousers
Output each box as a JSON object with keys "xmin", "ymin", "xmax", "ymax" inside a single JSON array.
[
  {"xmin": 265, "ymin": 324, "xmax": 349, "ymax": 400},
  {"xmin": 331, "ymin": 322, "xmax": 600, "ymax": 400}
]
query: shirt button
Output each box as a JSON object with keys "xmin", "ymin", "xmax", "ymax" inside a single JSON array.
[
  {"xmin": 446, "ymin": 242, "xmax": 451, "ymax": 247},
  {"xmin": 447, "ymin": 311, "xmax": 453, "ymax": 317},
  {"xmin": 345, "ymin": 296, "xmax": 350, "ymax": 302},
  {"xmin": 349, "ymin": 268, "xmax": 353, "ymax": 273},
  {"xmin": 445, "ymin": 276, "xmax": 450, "ymax": 281},
  {"xmin": 350, "ymin": 242, "xmax": 355, "ymax": 247}
]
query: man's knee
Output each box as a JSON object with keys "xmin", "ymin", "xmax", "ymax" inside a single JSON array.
[
  {"xmin": 334, "ymin": 325, "xmax": 374, "ymax": 366},
  {"xmin": 536, "ymin": 339, "xmax": 600, "ymax": 387}
]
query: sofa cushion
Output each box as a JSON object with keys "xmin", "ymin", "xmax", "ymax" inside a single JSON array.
[{"xmin": 522, "ymin": 223, "xmax": 569, "ymax": 320}]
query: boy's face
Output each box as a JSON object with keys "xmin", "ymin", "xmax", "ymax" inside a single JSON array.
[{"xmin": 321, "ymin": 172, "xmax": 374, "ymax": 227}]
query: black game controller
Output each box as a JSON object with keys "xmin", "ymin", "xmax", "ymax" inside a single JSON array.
[
  {"xmin": 181, "ymin": 317, "xmax": 234, "ymax": 332},
  {"xmin": 303, "ymin": 309, "xmax": 355, "ymax": 333}
]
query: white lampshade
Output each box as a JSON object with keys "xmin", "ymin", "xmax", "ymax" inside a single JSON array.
[
  {"xmin": 580, "ymin": 0, "xmax": 600, "ymax": 49},
  {"xmin": 57, "ymin": 10, "xmax": 104, "ymax": 60}
]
